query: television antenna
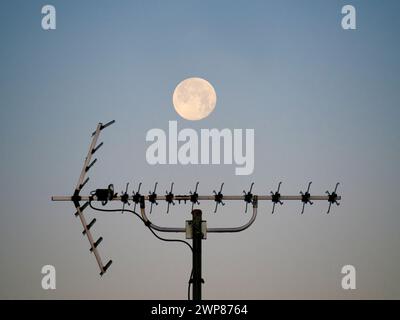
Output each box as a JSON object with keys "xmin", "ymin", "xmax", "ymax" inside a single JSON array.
[{"xmin": 52, "ymin": 121, "xmax": 341, "ymax": 300}]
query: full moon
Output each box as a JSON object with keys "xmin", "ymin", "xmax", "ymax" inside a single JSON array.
[{"xmin": 172, "ymin": 77, "xmax": 217, "ymax": 121}]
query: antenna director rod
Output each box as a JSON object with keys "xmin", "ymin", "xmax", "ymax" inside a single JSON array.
[{"xmin": 52, "ymin": 195, "xmax": 340, "ymax": 201}]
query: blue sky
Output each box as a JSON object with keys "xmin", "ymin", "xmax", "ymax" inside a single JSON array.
[{"xmin": 0, "ymin": 0, "xmax": 399, "ymax": 298}]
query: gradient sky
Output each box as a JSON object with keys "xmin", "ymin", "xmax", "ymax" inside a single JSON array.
[{"xmin": 1, "ymin": 0, "xmax": 400, "ymax": 299}]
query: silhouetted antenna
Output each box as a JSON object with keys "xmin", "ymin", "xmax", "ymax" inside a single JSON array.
[
  {"xmin": 148, "ymin": 182, "xmax": 158, "ymax": 214},
  {"xmin": 189, "ymin": 182, "xmax": 200, "ymax": 211},
  {"xmin": 52, "ymin": 121, "xmax": 342, "ymax": 298},
  {"xmin": 300, "ymin": 181, "xmax": 313, "ymax": 214},
  {"xmin": 270, "ymin": 182, "xmax": 283, "ymax": 214},
  {"xmin": 165, "ymin": 182, "xmax": 175, "ymax": 213},
  {"xmin": 120, "ymin": 182, "xmax": 130, "ymax": 213},
  {"xmin": 132, "ymin": 182, "xmax": 142, "ymax": 212},
  {"xmin": 213, "ymin": 183, "xmax": 225, "ymax": 213},
  {"xmin": 326, "ymin": 183, "xmax": 340, "ymax": 214},
  {"xmin": 243, "ymin": 182, "xmax": 254, "ymax": 213}
]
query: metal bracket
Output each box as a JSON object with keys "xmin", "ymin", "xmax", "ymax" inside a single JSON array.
[{"xmin": 185, "ymin": 220, "xmax": 207, "ymax": 239}]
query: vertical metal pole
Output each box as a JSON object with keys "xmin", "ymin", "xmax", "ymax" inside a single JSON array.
[{"xmin": 192, "ymin": 209, "xmax": 203, "ymax": 301}]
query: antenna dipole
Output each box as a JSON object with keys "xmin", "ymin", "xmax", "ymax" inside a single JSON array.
[{"xmin": 52, "ymin": 121, "xmax": 342, "ymax": 299}]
